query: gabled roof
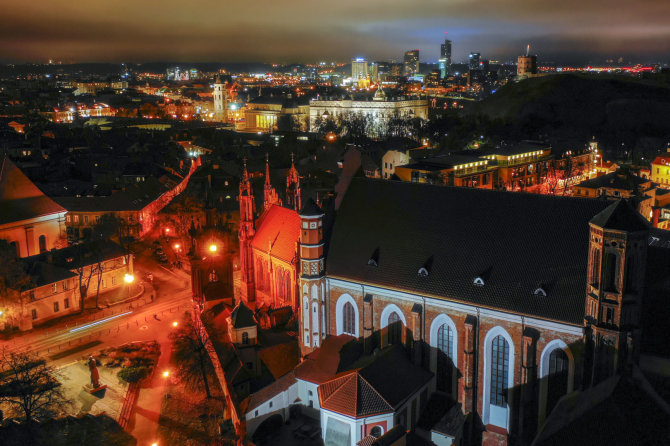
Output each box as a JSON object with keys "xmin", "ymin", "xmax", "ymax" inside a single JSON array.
[
  {"xmin": 230, "ymin": 300, "xmax": 256, "ymax": 328},
  {"xmin": 294, "ymin": 334, "xmax": 359, "ymax": 384},
  {"xmin": 327, "ymin": 178, "xmax": 614, "ymax": 325},
  {"xmin": 318, "ymin": 347, "xmax": 432, "ymax": 418},
  {"xmin": 590, "ymin": 199, "xmax": 650, "ymax": 232},
  {"xmin": 251, "ymin": 205, "xmax": 300, "ymax": 264},
  {"xmin": 575, "ymin": 171, "xmax": 647, "ymax": 191},
  {"xmin": 319, "ymin": 371, "xmax": 393, "ymax": 418},
  {"xmin": 0, "ymin": 156, "xmax": 65, "ymax": 225}
]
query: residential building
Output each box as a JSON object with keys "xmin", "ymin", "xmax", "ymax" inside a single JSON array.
[
  {"xmin": 394, "ymin": 154, "xmax": 496, "ymax": 188},
  {"xmin": 381, "ymin": 150, "xmax": 410, "ymax": 179},
  {"xmin": 573, "ymin": 171, "xmax": 651, "ymax": 199},
  {"xmin": 650, "ymin": 149, "xmax": 670, "ymax": 187},
  {"xmin": 54, "ymin": 160, "xmax": 197, "ymax": 240}
]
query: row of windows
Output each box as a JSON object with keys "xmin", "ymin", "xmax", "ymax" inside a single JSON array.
[{"xmin": 31, "ymin": 298, "xmax": 70, "ymax": 320}]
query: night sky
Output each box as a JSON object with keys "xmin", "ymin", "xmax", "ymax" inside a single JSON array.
[{"xmin": 2, "ymin": 0, "xmax": 669, "ymax": 64}]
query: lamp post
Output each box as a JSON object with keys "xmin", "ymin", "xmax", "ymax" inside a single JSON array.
[{"xmin": 124, "ymin": 273, "xmax": 134, "ymax": 299}]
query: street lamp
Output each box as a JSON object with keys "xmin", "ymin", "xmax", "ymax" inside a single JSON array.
[
  {"xmin": 163, "ymin": 370, "xmax": 170, "ymax": 378},
  {"xmin": 209, "ymin": 244, "xmax": 217, "ymax": 253},
  {"xmin": 172, "ymin": 321, "xmax": 178, "ymax": 328},
  {"xmin": 124, "ymin": 273, "xmax": 134, "ymax": 299}
]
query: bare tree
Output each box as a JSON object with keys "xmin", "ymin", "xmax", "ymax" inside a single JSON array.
[
  {"xmin": 169, "ymin": 312, "xmax": 216, "ymax": 398},
  {"xmin": 0, "ymin": 349, "xmax": 67, "ymax": 422}
]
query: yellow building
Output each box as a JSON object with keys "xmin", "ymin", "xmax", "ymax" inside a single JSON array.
[
  {"xmin": 244, "ymin": 96, "xmax": 310, "ymax": 133},
  {"xmin": 395, "ymin": 154, "xmax": 496, "ymax": 188},
  {"xmin": 651, "ymin": 152, "xmax": 670, "ymax": 188}
]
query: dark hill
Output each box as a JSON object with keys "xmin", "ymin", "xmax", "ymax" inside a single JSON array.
[{"xmin": 470, "ymin": 74, "xmax": 670, "ymax": 154}]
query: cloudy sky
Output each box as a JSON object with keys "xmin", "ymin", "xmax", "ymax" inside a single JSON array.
[{"xmin": 1, "ymin": 0, "xmax": 669, "ymax": 64}]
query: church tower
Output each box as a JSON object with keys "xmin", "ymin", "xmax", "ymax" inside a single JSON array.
[
  {"xmin": 298, "ymin": 199, "xmax": 326, "ymax": 357},
  {"xmin": 286, "ymin": 154, "xmax": 301, "ymax": 211},
  {"xmin": 263, "ymin": 154, "xmax": 280, "ymax": 211},
  {"xmin": 213, "ymin": 75, "xmax": 226, "ymax": 122},
  {"xmin": 238, "ymin": 160, "xmax": 256, "ymax": 306},
  {"xmin": 584, "ymin": 200, "xmax": 649, "ymax": 386}
]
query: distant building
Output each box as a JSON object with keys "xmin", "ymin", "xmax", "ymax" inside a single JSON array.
[
  {"xmin": 517, "ymin": 55, "xmax": 538, "ymax": 78},
  {"xmin": 309, "ymin": 88, "xmax": 429, "ymax": 138},
  {"xmin": 468, "ymin": 52, "xmax": 481, "ymax": 71},
  {"xmin": 0, "ymin": 156, "xmax": 67, "ymax": 258},
  {"xmin": 213, "ymin": 75, "xmax": 227, "ymax": 122},
  {"xmin": 650, "ymin": 146, "xmax": 670, "ymax": 187},
  {"xmin": 439, "ymin": 39, "xmax": 452, "ymax": 78},
  {"xmin": 573, "ymin": 171, "xmax": 651, "ymax": 200},
  {"xmin": 382, "ymin": 150, "xmax": 410, "ymax": 179},
  {"xmin": 351, "ymin": 58, "xmax": 368, "ymax": 81},
  {"xmin": 244, "ymin": 96, "xmax": 310, "ymax": 133},
  {"xmin": 395, "ymin": 153, "xmax": 496, "ymax": 187},
  {"xmin": 403, "ymin": 50, "xmax": 420, "ymax": 77}
]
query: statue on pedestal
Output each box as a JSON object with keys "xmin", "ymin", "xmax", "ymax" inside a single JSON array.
[{"xmin": 84, "ymin": 356, "xmax": 107, "ymax": 394}]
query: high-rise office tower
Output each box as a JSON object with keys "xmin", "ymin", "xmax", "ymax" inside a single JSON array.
[
  {"xmin": 469, "ymin": 52, "xmax": 482, "ymax": 71},
  {"xmin": 403, "ymin": 50, "xmax": 420, "ymax": 77},
  {"xmin": 439, "ymin": 39, "xmax": 452, "ymax": 78},
  {"xmin": 351, "ymin": 58, "xmax": 369, "ymax": 81},
  {"xmin": 368, "ymin": 62, "xmax": 379, "ymax": 82}
]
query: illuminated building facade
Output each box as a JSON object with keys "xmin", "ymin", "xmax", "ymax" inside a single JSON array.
[
  {"xmin": 309, "ymin": 89, "xmax": 429, "ymax": 137},
  {"xmin": 403, "ymin": 50, "xmax": 420, "ymax": 76},
  {"xmin": 651, "ymin": 148, "xmax": 670, "ymax": 187},
  {"xmin": 244, "ymin": 96, "xmax": 310, "ymax": 133},
  {"xmin": 439, "ymin": 38, "xmax": 452, "ymax": 78},
  {"xmin": 351, "ymin": 58, "xmax": 368, "ymax": 81},
  {"xmin": 517, "ymin": 55, "xmax": 538, "ymax": 78}
]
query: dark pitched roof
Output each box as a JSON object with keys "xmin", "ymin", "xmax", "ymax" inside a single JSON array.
[
  {"xmin": 327, "ymin": 178, "xmax": 614, "ymax": 325},
  {"xmin": 23, "ymin": 260, "xmax": 78, "ymax": 289},
  {"xmin": 294, "ymin": 334, "xmax": 360, "ymax": 384},
  {"xmin": 575, "ymin": 171, "xmax": 647, "ymax": 191},
  {"xmin": 230, "ymin": 301, "xmax": 256, "ymax": 328},
  {"xmin": 590, "ymin": 199, "xmax": 650, "ymax": 232},
  {"xmin": 300, "ymin": 198, "xmax": 323, "ymax": 217},
  {"xmin": 532, "ymin": 369, "xmax": 670, "ymax": 446}
]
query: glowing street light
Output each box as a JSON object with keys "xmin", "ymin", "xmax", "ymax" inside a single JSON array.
[
  {"xmin": 209, "ymin": 244, "xmax": 217, "ymax": 253},
  {"xmin": 172, "ymin": 321, "xmax": 179, "ymax": 328},
  {"xmin": 174, "ymin": 244, "xmax": 180, "ymax": 250},
  {"xmin": 124, "ymin": 273, "xmax": 134, "ymax": 284},
  {"xmin": 163, "ymin": 370, "xmax": 170, "ymax": 378}
]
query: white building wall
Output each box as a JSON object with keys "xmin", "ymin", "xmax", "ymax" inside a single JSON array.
[{"xmin": 382, "ymin": 150, "xmax": 410, "ymax": 179}]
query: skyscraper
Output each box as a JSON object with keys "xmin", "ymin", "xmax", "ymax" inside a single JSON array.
[
  {"xmin": 403, "ymin": 50, "xmax": 420, "ymax": 77},
  {"xmin": 439, "ymin": 39, "xmax": 452, "ymax": 78},
  {"xmin": 469, "ymin": 52, "xmax": 482, "ymax": 71},
  {"xmin": 351, "ymin": 58, "xmax": 368, "ymax": 81}
]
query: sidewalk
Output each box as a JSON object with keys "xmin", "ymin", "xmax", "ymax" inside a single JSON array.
[{"xmin": 129, "ymin": 339, "xmax": 173, "ymax": 445}]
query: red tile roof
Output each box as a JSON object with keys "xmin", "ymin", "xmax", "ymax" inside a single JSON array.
[
  {"xmin": 258, "ymin": 341, "xmax": 300, "ymax": 380},
  {"xmin": 251, "ymin": 204, "xmax": 300, "ymax": 264},
  {"xmin": 294, "ymin": 334, "xmax": 357, "ymax": 384},
  {"xmin": 319, "ymin": 370, "xmax": 394, "ymax": 418},
  {"xmin": 652, "ymin": 155, "xmax": 670, "ymax": 166}
]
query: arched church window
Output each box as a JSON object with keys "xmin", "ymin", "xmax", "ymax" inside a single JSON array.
[
  {"xmin": 370, "ymin": 426, "xmax": 383, "ymax": 438},
  {"xmin": 342, "ymin": 302, "xmax": 355, "ymax": 336},
  {"xmin": 388, "ymin": 311, "xmax": 401, "ymax": 345},
  {"xmin": 603, "ymin": 252, "xmax": 618, "ymax": 291},
  {"xmin": 242, "ymin": 332, "xmax": 249, "ymax": 345},
  {"xmin": 436, "ymin": 323, "xmax": 454, "ymax": 393},
  {"xmin": 547, "ymin": 348, "xmax": 569, "ymax": 417},
  {"xmin": 490, "ymin": 335, "xmax": 509, "ymax": 407}
]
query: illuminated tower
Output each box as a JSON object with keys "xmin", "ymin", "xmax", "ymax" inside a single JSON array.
[
  {"xmin": 286, "ymin": 154, "xmax": 301, "ymax": 211},
  {"xmin": 213, "ymin": 75, "xmax": 226, "ymax": 122},
  {"xmin": 403, "ymin": 50, "xmax": 420, "ymax": 77},
  {"xmin": 263, "ymin": 154, "xmax": 280, "ymax": 211},
  {"xmin": 238, "ymin": 159, "xmax": 256, "ymax": 306},
  {"xmin": 298, "ymin": 199, "xmax": 326, "ymax": 356},
  {"xmin": 584, "ymin": 200, "xmax": 649, "ymax": 386},
  {"xmin": 439, "ymin": 38, "xmax": 452, "ymax": 78}
]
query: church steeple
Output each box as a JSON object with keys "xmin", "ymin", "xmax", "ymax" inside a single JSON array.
[
  {"xmin": 263, "ymin": 153, "xmax": 280, "ymax": 211},
  {"xmin": 238, "ymin": 158, "xmax": 256, "ymax": 306},
  {"xmin": 286, "ymin": 153, "xmax": 301, "ymax": 211}
]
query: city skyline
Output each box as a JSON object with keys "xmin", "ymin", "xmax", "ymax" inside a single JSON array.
[{"xmin": 1, "ymin": 0, "xmax": 669, "ymax": 65}]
